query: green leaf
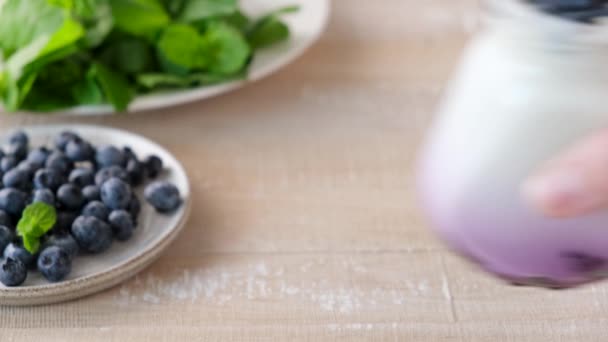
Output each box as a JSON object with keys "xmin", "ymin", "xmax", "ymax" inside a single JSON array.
[
  {"xmin": 247, "ymin": 17, "xmax": 289, "ymax": 49},
  {"xmin": 91, "ymin": 62, "xmax": 134, "ymax": 111},
  {"xmin": 109, "ymin": 0, "xmax": 170, "ymax": 39},
  {"xmin": 247, "ymin": 5, "xmax": 298, "ymax": 49},
  {"xmin": 178, "ymin": 0, "xmax": 237, "ymax": 22},
  {"xmin": 77, "ymin": 0, "xmax": 114, "ymax": 48},
  {"xmin": 161, "ymin": 0, "xmax": 187, "ymax": 17},
  {"xmin": 39, "ymin": 18, "xmax": 85, "ymax": 58},
  {"xmin": 0, "ymin": 0, "xmax": 85, "ymax": 111},
  {"xmin": 47, "ymin": 0, "xmax": 74, "ymax": 9},
  {"xmin": 22, "ymin": 235, "xmax": 40, "ymax": 256},
  {"xmin": 223, "ymin": 10, "xmax": 250, "ymax": 32},
  {"xmin": 202, "ymin": 22, "xmax": 250, "ymax": 75},
  {"xmin": 16, "ymin": 202, "xmax": 57, "ymax": 254},
  {"xmin": 100, "ymin": 35, "xmax": 153, "ymax": 74},
  {"xmin": 136, "ymin": 72, "xmax": 241, "ymax": 89},
  {"xmin": 72, "ymin": 79, "xmax": 103, "ymax": 104},
  {"xmin": 157, "ymin": 24, "xmax": 207, "ymax": 73},
  {"xmin": 72, "ymin": 67, "xmax": 103, "ymax": 105},
  {"xmin": 0, "ymin": 0, "xmax": 65, "ymax": 57},
  {"xmin": 17, "ymin": 202, "xmax": 57, "ymax": 237}
]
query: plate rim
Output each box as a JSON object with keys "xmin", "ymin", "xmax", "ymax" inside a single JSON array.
[{"xmin": 0, "ymin": 124, "xmax": 192, "ymax": 306}]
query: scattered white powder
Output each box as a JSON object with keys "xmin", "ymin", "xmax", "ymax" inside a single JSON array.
[
  {"xmin": 255, "ymin": 262, "xmax": 268, "ymax": 276},
  {"xmin": 114, "ymin": 257, "xmax": 435, "ymax": 315},
  {"xmin": 441, "ymin": 275, "xmax": 452, "ymax": 301}
]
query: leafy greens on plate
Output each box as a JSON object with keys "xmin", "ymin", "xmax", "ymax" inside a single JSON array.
[{"xmin": 0, "ymin": 0, "xmax": 297, "ymax": 113}]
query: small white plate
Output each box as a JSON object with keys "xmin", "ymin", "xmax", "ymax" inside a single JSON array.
[
  {"xmin": 0, "ymin": 125, "xmax": 191, "ymax": 306},
  {"xmin": 4, "ymin": 0, "xmax": 329, "ymax": 116}
]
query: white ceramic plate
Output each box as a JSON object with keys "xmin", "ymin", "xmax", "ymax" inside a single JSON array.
[
  {"xmin": 0, "ymin": 125, "xmax": 191, "ymax": 306},
  {"xmin": 5, "ymin": 0, "xmax": 329, "ymax": 116}
]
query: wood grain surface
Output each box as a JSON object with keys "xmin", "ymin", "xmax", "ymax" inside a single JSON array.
[{"xmin": 2, "ymin": 0, "xmax": 608, "ymax": 341}]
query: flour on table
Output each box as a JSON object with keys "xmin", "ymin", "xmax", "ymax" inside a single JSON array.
[{"xmin": 114, "ymin": 257, "xmax": 433, "ymax": 314}]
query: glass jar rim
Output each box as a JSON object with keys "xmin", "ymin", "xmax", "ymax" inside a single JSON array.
[{"xmin": 484, "ymin": 0, "xmax": 608, "ymax": 46}]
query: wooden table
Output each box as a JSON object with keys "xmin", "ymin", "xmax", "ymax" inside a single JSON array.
[{"xmin": 2, "ymin": 1, "xmax": 607, "ymax": 340}]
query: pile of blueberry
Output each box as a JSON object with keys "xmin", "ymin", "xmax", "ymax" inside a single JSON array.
[
  {"xmin": 0, "ymin": 130, "xmax": 182, "ymax": 287},
  {"xmin": 527, "ymin": 0, "xmax": 608, "ymax": 22}
]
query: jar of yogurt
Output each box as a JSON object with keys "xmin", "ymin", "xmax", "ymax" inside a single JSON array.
[{"xmin": 417, "ymin": 0, "xmax": 608, "ymax": 287}]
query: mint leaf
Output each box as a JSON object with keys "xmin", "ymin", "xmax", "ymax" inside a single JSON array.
[
  {"xmin": 0, "ymin": 0, "xmax": 295, "ymax": 112},
  {"xmin": 0, "ymin": 0, "xmax": 85, "ymax": 110},
  {"xmin": 247, "ymin": 17, "xmax": 289, "ymax": 49},
  {"xmin": 247, "ymin": 6, "xmax": 298, "ymax": 49},
  {"xmin": 157, "ymin": 24, "xmax": 207, "ymax": 73},
  {"xmin": 16, "ymin": 202, "xmax": 57, "ymax": 254},
  {"xmin": 161, "ymin": 0, "xmax": 187, "ymax": 17},
  {"xmin": 109, "ymin": 0, "xmax": 170, "ymax": 39},
  {"xmin": 178, "ymin": 0, "xmax": 237, "ymax": 22},
  {"xmin": 222, "ymin": 10, "xmax": 250, "ymax": 32},
  {"xmin": 0, "ymin": 0, "xmax": 65, "ymax": 57},
  {"xmin": 202, "ymin": 22, "xmax": 250, "ymax": 75},
  {"xmin": 72, "ymin": 73, "xmax": 103, "ymax": 105},
  {"xmin": 91, "ymin": 62, "xmax": 134, "ymax": 111},
  {"xmin": 136, "ymin": 72, "xmax": 241, "ymax": 89},
  {"xmin": 77, "ymin": 0, "xmax": 114, "ymax": 48},
  {"xmin": 100, "ymin": 35, "xmax": 153, "ymax": 74},
  {"xmin": 22, "ymin": 235, "xmax": 40, "ymax": 255}
]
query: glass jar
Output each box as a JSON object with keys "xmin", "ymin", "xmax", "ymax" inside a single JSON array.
[{"xmin": 417, "ymin": 0, "xmax": 608, "ymax": 287}]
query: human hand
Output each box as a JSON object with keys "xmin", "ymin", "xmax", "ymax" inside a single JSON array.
[{"xmin": 524, "ymin": 129, "xmax": 608, "ymax": 217}]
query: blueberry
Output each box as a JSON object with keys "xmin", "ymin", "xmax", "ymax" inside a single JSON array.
[
  {"xmin": 0, "ymin": 210, "xmax": 12, "ymax": 228},
  {"xmin": 2, "ymin": 168, "xmax": 29, "ymax": 190},
  {"xmin": 0, "ymin": 258, "xmax": 26, "ymax": 286},
  {"xmin": 74, "ymin": 161, "xmax": 95, "ymax": 171},
  {"xmin": 529, "ymin": 0, "xmax": 608, "ymax": 21},
  {"xmin": 0, "ymin": 226, "xmax": 13, "ymax": 253},
  {"xmin": 128, "ymin": 194, "xmax": 141, "ymax": 221},
  {"xmin": 96, "ymin": 145, "xmax": 126, "ymax": 168},
  {"xmin": 33, "ymin": 188, "xmax": 55, "ymax": 206},
  {"xmin": 82, "ymin": 185, "xmax": 100, "ymax": 202},
  {"xmin": 45, "ymin": 151, "xmax": 72, "ymax": 174},
  {"xmin": 0, "ymin": 149, "xmax": 5, "ymax": 161},
  {"xmin": 69, "ymin": 168, "xmax": 94, "ymax": 187},
  {"xmin": 26, "ymin": 147, "xmax": 49, "ymax": 168},
  {"xmin": 561, "ymin": 251, "xmax": 606, "ymax": 273},
  {"xmin": 52, "ymin": 211, "xmax": 78, "ymax": 234},
  {"xmin": 100, "ymin": 177, "xmax": 131, "ymax": 210},
  {"xmin": 126, "ymin": 159, "xmax": 144, "ymax": 186},
  {"xmin": 108, "ymin": 210, "xmax": 135, "ymax": 241},
  {"xmin": 4, "ymin": 242, "xmax": 35, "ymax": 268},
  {"xmin": 144, "ymin": 181, "xmax": 182, "ymax": 213},
  {"xmin": 6, "ymin": 143, "xmax": 27, "ymax": 160},
  {"xmin": 0, "ymin": 188, "xmax": 26, "ymax": 216},
  {"xmin": 530, "ymin": 0, "xmax": 606, "ymax": 11},
  {"xmin": 65, "ymin": 138, "xmax": 95, "ymax": 162},
  {"xmin": 34, "ymin": 168, "xmax": 64, "ymax": 191},
  {"xmin": 71, "ymin": 216, "xmax": 113, "ymax": 253},
  {"xmin": 144, "ymin": 155, "xmax": 163, "ymax": 178},
  {"xmin": 37, "ymin": 246, "xmax": 71, "ymax": 282},
  {"xmin": 17, "ymin": 161, "xmax": 39, "ymax": 177},
  {"xmin": 42, "ymin": 234, "xmax": 79, "ymax": 260},
  {"xmin": 56, "ymin": 184, "xmax": 84, "ymax": 210},
  {"xmin": 95, "ymin": 165, "xmax": 129, "ymax": 185},
  {"xmin": 123, "ymin": 146, "xmax": 138, "ymax": 162},
  {"xmin": 82, "ymin": 201, "xmax": 110, "ymax": 221},
  {"xmin": 1, "ymin": 156, "xmax": 18, "ymax": 172},
  {"xmin": 54, "ymin": 131, "xmax": 80, "ymax": 151},
  {"xmin": 8, "ymin": 131, "xmax": 28, "ymax": 147}
]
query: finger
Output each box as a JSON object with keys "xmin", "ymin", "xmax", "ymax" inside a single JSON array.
[{"xmin": 522, "ymin": 128, "xmax": 608, "ymax": 218}]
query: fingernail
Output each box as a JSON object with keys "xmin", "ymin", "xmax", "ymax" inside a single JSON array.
[{"xmin": 523, "ymin": 169, "xmax": 599, "ymax": 216}]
